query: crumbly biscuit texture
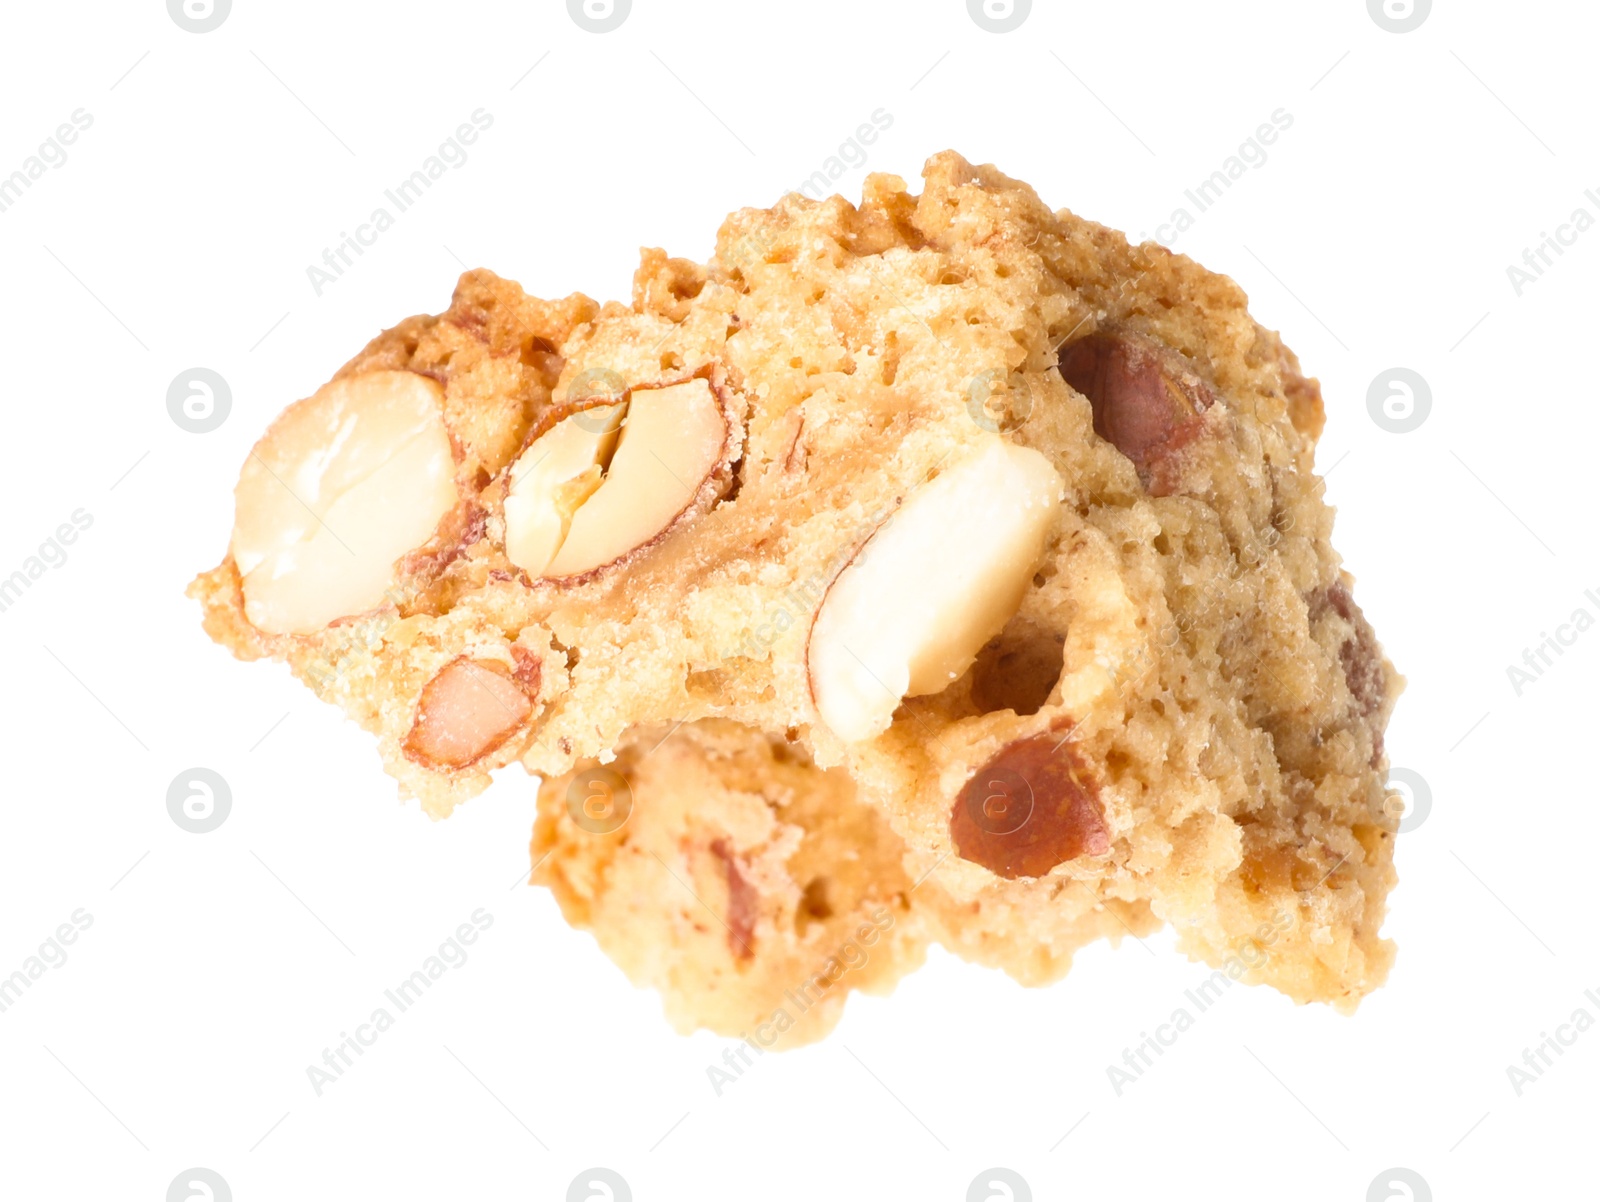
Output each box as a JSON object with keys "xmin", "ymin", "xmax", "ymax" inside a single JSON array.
[
  {"xmin": 532, "ymin": 721, "xmax": 927, "ymax": 1047},
  {"xmin": 193, "ymin": 151, "xmax": 1400, "ymax": 1020},
  {"xmin": 535, "ymin": 721, "xmax": 1162, "ymax": 1044}
]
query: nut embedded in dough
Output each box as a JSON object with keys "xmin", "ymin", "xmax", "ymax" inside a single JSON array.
[
  {"xmin": 230, "ymin": 370, "xmax": 458, "ymax": 635},
  {"xmin": 1057, "ymin": 330, "xmax": 1216, "ymax": 495},
  {"xmin": 404, "ymin": 656, "xmax": 535, "ymax": 769},
  {"xmin": 949, "ymin": 732, "xmax": 1110, "ymax": 879},
  {"xmin": 503, "ymin": 402, "xmax": 625, "ymax": 576},
  {"xmin": 192, "ymin": 153, "xmax": 1402, "ymax": 1019},
  {"xmin": 806, "ymin": 437, "xmax": 1063, "ymax": 743},
  {"xmin": 503, "ymin": 376, "xmax": 728, "ymax": 581}
]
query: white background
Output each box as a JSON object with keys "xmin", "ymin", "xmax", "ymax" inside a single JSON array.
[{"xmin": 1, "ymin": 1, "xmax": 1594, "ymax": 1198}]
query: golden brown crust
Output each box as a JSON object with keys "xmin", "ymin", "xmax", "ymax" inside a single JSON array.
[
  {"xmin": 193, "ymin": 151, "xmax": 1401, "ymax": 1015},
  {"xmin": 508, "ymin": 365, "xmax": 747, "ymax": 591},
  {"xmin": 531, "ymin": 721, "xmax": 930, "ymax": 1047},
  {"xmin": 187, "ymin": 558, "xmax": 273, "ymax": 662}
]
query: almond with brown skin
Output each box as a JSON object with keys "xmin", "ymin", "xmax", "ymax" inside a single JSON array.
[
  {"xmin": 806, "ymin": 437, "xmax": 1063, "ymax": 743},
  {"xmin": 711, "ymin": 838, "xmax": 758, "ymax": 960},
  {"xmin": 404, "ymin": 656, "xmax": 534, "ymax": 769},
  {"xmin": 503, "ymin": 373, "xmax": 733, "ymax": 582},
  {"xmin": 231, "ymin": 371, "xmax": 459, "ymax": 634},
  {"xmin": 950, "ymin": 733, "xmax": 1110, "ymax": 879},
  {"xmin": 1316, "ymin": 582, "xmax": 1387, "ymax": 718},
  {"xmin": 1058, "ymin": 331, "xmax": 1215, "ymax": 496}
]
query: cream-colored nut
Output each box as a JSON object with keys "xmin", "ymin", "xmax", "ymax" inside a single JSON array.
[
  {"xmin": 504, "ymin": 378, "xmax": 726, "ymax": 580},
  {"xmin": 404, "ymin": 656, "xmax": 534, "ymax": 769},
  {"xmin": 502, "ymin": 402, "xmax": 625, "ymax": 577},
  {"xmin": 807, "ymin": 437, "xmax": 1063, "ymax": 743},
  {"xmin": 231, "ymin": 371, "xmax": 457, "ymax": 635}
]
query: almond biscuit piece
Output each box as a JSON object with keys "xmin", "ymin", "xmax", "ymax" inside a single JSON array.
[
  {"xmin": 194, "ymin": 151, "xmax": 1400, "ymax": 1012},
  {"xmin": 532, "ymin": 720, "xmax": 1159, "ymax": 1045},
  {"xmin": 532, "ymin": 720, "xmax": 930, "ymax": 1048}
]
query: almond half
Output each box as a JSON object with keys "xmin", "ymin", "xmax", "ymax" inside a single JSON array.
[
  {"xmin": 231, "ymin": 371, "xmax": 457, "ymax": 635},
  {"xmin": 404, "ymin": 656, "xmax": 535, "ymax": 769},
  {"xmin": 502, "ymin": 401, "xmax": 626, "ymax": 576},
  {"xmin": 503, "ymin": 376, "xmax": 728, "ymax": 581},
  {"xmin": 807, "ymin": 437, "xmax": 1064, "ymax": 743}
]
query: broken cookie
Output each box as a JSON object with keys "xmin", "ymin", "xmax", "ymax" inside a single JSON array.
[
  {"xmin": 192, "ymin": 151, "xmax": 1401, "ymax": 1030},
  {"xmin": 532, "ymin": 720, "xmax": 930, "ymax": 1047}
]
